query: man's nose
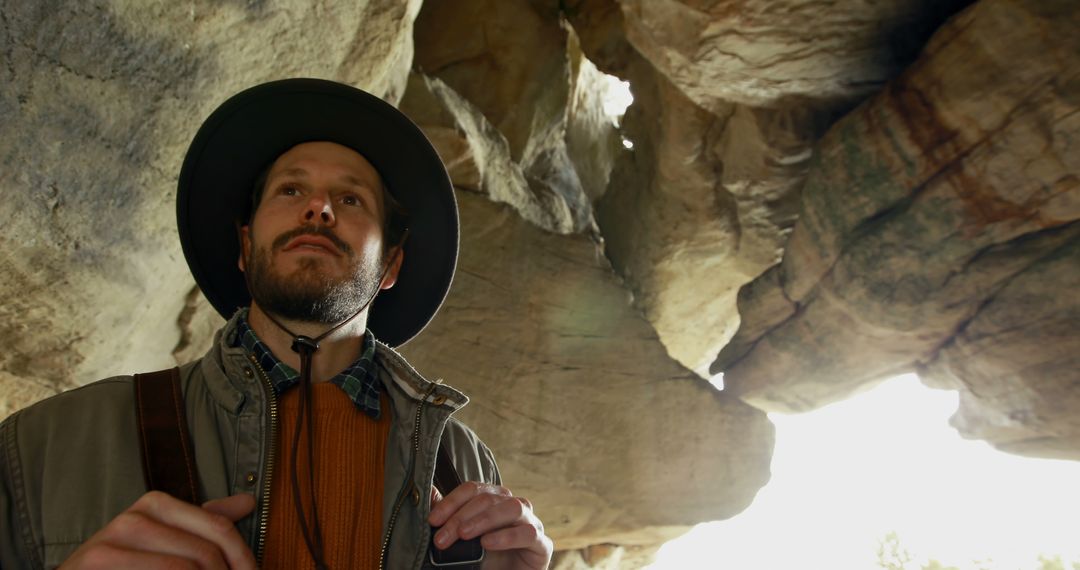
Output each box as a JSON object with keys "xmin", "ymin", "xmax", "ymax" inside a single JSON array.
[{"xmin": 302, "ymin": 194, "xmax": 335, "ymax": 225}]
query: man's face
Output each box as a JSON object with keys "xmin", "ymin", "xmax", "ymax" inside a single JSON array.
[{"xmin": 240, "ymin": 141, "xmax": 401, "ymax": 324}]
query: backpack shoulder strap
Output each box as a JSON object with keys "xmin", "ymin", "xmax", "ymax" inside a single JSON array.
[
  {"xmin": 133, "ymin": 367, "xmax": 199, "ymax": 503},
  {"xmin": 432, "ymin": 440, "xmax": 462, "ymax": 497}
]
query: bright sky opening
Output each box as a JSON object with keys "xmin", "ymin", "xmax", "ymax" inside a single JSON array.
[
  {"xmin": 646, "ymin": 374, "xmax": 1080, "ymax": 569},
  {"xmin": 598, "ymin": 71, "xmax": 635, "ymax": 150},
  {"xmin": 600, "ymin": 73, "xmax": 633, "ymax": 125}
]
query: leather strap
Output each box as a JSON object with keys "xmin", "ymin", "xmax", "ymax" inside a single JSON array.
[
  {"xmin": 134, "ymin": 367, "xmax": 199, "ymax": 504},
  {"xmin": 432, "ymin": 441, "xmax": 462, "ymax": 497}
]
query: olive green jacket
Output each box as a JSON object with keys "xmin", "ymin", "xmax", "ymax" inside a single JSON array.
[{"xmin": 0, "ymin": 314, "xmax": 499, "ymax": 569}]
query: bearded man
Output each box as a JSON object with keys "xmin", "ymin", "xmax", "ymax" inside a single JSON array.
[{"xmin": 0, "ymin": 79, "xmax": 552, "ymax": 570}]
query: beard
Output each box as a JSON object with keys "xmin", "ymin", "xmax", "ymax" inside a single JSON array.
[{"xmin": 245, "ymin": 225, "xmax": 383, "ymax": 325}]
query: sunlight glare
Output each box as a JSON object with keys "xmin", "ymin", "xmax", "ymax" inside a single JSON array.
[
  {"xmin": 601, "ymin": 74, "xmax": 633, "ymax": 126},
  {"xmin": 646, "ymin": 374, "xmax": 1080, "ymax": 569}
]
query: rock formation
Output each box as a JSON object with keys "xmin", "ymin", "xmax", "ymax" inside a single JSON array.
[
  {"xmin": 412, "ymin": 0, "xmax": 601, "ymax": 234},
  {"xmin": 401, "ymin": 191, "xmax": 773, "ymax": 554},
  {"xmin": 592, "ymin": 0, "xmax": 976, "ymax": 374},
  {"xmin": 713, "ymin": 0, "xmax": 1080, "ymax": 458},
  {"xmin": 618, "ymin": 0, "xmax": 976, "ymax": 111}
]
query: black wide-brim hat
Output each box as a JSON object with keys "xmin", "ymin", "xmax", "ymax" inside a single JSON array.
[{"xmin": 177, "ymin": 78, "xmax": 458, "ymax": 347}]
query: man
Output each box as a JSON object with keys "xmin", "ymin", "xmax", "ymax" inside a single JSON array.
[{"xmin": 0, "ymin": 79, "xmax": 552, "ymax": 569}]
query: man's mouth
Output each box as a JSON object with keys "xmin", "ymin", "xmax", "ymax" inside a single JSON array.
[
  {"xmin": 270, "ymin": 225, "xmax": 353, "ymax": 258},
  {"xmin": 282, "ymin": 235, "xmax": 342, "ymax": 256}
]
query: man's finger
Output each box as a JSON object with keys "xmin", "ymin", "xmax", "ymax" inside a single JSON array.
[
  {"xmin": 428, "ymin": 482, "xmax": 510, "ymax": 527},
  {"xmin": 70, "ymin": 542, "xmax": 201, "ymax": 570},
  {"xmin": 96, "ymin": 512, "xmax": 229, "ymax": 570},
  {"xmin": 202, "ymin": 494, "xmax": 256, "ymax": 522},
  {"xmin": 130, "ymin": 491, "xmax": 256, "ymax": 570},
  {"xmin": 479, "ymin": 521, "xmax": 548, "ymax": 553},
  {"xmin": 455, "ymin": 496, "xmax": 534, "ymax": 541},
  {"xmin": 432, "ymin": 495, "xmax": 532, "ymax": 550}
]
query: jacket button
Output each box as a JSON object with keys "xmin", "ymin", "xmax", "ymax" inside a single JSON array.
[
  {"xmin": 243, "ymin": 367, "xmax": 254, "ymax": 379},
  {"xmin": 432, "ymin": 395, "xmax": 447, "ymax": 406},
  {"xmin": 411, "ymin": 484, "xmax": 420, "ymax": 505},
  {"xmin": 245, "ymin": 472, "xmax": 258, "ymax": 486}
]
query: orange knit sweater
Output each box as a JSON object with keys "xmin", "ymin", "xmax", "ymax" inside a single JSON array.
[{"xmin": 262, "ymin": 383, "xmax": 391, "ymax": 570}]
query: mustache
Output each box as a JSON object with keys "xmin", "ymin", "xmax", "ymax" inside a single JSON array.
[{"xmin": 271, "ymin": 225, "xmax": 353, "ymax": 256}]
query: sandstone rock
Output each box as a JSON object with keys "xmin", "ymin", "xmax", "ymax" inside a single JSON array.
[
  {"xmin": 713, "ymin": 0, "xmax": 1080, "ymax": 438},
  {"xmin": 400, "ymin": 73, "xmax": 579, "ymax": 231},
  {"xmin": 619, "ymin": 0, "xmax": 975, "ymax": 111},
  {"xmin": 0, "ymin": 0, "xmax": 422, "ymax": 394},
  {"xmin": 401, "ymin": 191, "xmax": 775, "ymax": 550},
  {"xmin": 398, "ymin": 73, "xmax": 498, "ymax": 191},
  {"xmin": 551, "ymin": 543, "xmax": 658, "ymax": 570},
  {"xmin": 566, "ymin": 32, "xmax": 623, "ymax": 204},
  {"xmin": 414, "ymin": 0, "xmax": 564, "ymax": 163},
  {"xmin": 562, "ymin": 0, "xmax": 636, "ymax": 78},
  {"xmin": 413, "ymin": 0, "xmax": 613, "ymax": 233},
  {"xmin": 920, "ymin": 224, "xmax": 1080, "ymax": 460},
  {"xmin": 565, "ymin": 0, "xmax": 885, "ymax": 377},
  {"xmin": 595, "ymin": 54, "xmax": 825, "ymax": 375},
  {"xmin": 579, "ymin": 0, "xmax": 989, "ymax": 380}
]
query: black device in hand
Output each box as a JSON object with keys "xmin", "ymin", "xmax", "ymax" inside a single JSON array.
[
  {"xmin": 430, "ymin": 440, "xmax": 486, "ymax": 567},
  {"xmin": 428, "ymin": 528, "xmax": 485, "ymax": 567}
]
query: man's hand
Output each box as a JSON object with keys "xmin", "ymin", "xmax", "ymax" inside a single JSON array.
[
  {"xmin": 60, "ymin": 491, "xmax": 256, "ymax": 569},
  {"xmin": 428, "ymin": 482, "xmax": 552, "ymax": 570}
]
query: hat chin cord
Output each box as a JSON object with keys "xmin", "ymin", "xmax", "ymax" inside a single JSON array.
[{"xmin": 242, "ymin": 239, "xmax": 404, "ymax": 570}]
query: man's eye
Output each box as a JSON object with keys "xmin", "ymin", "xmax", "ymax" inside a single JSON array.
[
  {"xmin": 342, "ymin": 195, "xmax": 360, "ymax": 206},
  {"xmin": 279, "ymin": 185, "xmax": 298, "ymax": 196}
]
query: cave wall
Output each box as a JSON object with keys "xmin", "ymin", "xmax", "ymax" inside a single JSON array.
[{"xmin": 712, "ymin": 0, "xmax": 1080, "ymax": 460}]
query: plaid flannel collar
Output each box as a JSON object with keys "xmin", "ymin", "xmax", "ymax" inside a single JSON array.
[{"xmin": 233, "ymin": 309, "xmax": 382, "ymax": 419}]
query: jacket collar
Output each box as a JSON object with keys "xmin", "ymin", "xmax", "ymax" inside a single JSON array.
[
  {"xmin": 373, "ymin": 340, "xmax": 469, "ymax": 412},
  {"xmin": 197, "ymin": 310, "xmax": 470, "ymax": 414}
]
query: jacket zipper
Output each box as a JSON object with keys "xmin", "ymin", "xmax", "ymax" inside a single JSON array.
[
  {"xmin": 247, "ymin": 354, "xmax": 279, "ymax": 566},
  {"xmin": 378, "ymin": 383, "xmax": 439, "ymax": 570}
]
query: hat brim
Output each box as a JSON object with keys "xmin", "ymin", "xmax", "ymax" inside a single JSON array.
[{"xmin": 177, "ymin": 78, "xmax": 457, "ymax": 347}]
